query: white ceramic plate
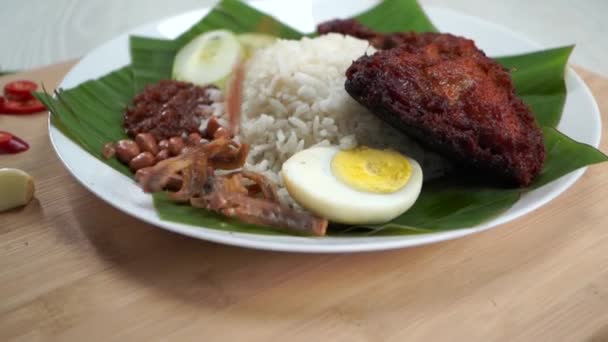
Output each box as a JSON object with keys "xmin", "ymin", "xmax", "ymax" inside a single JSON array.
[{"xmin": 49, "ymin": 0, "xmax": 602, "ymax": 253}]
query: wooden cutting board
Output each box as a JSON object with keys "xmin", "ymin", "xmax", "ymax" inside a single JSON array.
[{"xmin": 1, "ymin": 61, "xmax": 608, "ymax": 342}]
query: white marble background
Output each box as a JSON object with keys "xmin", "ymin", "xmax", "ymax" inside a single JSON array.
[{"xmin": 1, "ymin": 0, "xmax": 607, "ymax": 77}]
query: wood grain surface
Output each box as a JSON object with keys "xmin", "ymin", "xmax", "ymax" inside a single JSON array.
[{"xmin": 1, "ymin": 62, "xmax": 608, "ymax": 341}]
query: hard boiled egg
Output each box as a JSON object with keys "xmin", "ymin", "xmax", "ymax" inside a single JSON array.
[{"xmin": 281, "ymin": 146, "xmax": 422, "ymax": 224}]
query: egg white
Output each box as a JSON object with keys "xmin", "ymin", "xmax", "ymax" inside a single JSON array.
[{"xmin": 281, "ymin": 146, "xmax": 423, "ymax": 225}]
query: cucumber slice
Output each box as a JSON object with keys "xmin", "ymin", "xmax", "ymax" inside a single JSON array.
[
  {"xmin": 172, "ymin": 30, "xmax": 242, "ymax": 87},
  {"xmin": 237, "ymin": 33, "xmax": 277, "ymax": 59}
]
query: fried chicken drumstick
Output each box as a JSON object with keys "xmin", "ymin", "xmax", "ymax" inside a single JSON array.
[{"xmin": 318, "ymin": 19, "xmax": 545, "ymax": 187}]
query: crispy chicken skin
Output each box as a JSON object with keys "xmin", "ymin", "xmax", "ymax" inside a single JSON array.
[
  {"xmin": 318, "ymin": 18, "xmax": 443, "ymax": 50},
  {"xmin": 319, "ymin": 19, "xmax": 545, "ymax": 186}
]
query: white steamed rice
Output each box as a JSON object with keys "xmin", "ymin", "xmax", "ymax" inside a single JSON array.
[{"xmin": 235, "ymin": 34, "xmax": 449, "ymax": 205}]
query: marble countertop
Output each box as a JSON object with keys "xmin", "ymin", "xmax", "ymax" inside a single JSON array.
[{"xmin": 1, "ymin": 0, "xmax": 606, "ymax": 76}]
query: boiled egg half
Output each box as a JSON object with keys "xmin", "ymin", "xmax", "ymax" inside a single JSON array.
[{"xmin": 281, "ymin": 146, "xmax": 422, "ymax": 224}]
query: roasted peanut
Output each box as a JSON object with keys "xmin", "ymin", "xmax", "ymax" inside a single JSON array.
[
  {"xmin": 213, "ymin": 127, "xmax": 231, "ymax": 140},
  {"xmin": 115, "ymin": 140, "xmax": 140, "ymax": 163},
  {"xmin": 135, "ymin": 133, "xmax": 159, "ymax": 155},
  {"xmin": 205, "ymin": 117, "xmax": 220, "ymax": 138},
  {"xmin": 156, "ymin": 149, "xmax": 170, "ymax": 162},
  {"xmin": 168, "ymin": 137, "xmax": 185, "ymax": 156},
  {"xmin": 158, "ymin": 139, "xmax": 169, "ymax": 150},
  {"xmin": 187, "ymin": 132, "xmax": 202, "ymax": 146},
  {"xmin": 102, "ymin": 142, "xmax": 116, "ymax": 159},
  {"xmin": 129, "ymin": 152, "xmax": 156, "ymax": 171}
]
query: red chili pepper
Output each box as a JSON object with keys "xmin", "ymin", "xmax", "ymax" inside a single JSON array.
[
  {"xmin": 0, "ymin": 97, "xmax": 46, "ymax": 115},
  {"xmin": 0, "ymin": 131, "xmax": 29, "ymax": 154},
  {"xmin": 4, "ymin": 80, "xmax": 38, "ymax": 101},
  {"xmin": 0, "ymin": 131, "xmax": 11, "ymax": 145}
]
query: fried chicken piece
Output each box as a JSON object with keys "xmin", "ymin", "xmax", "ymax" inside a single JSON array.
[
  {"xmin": 321, "ymin": 19, "xmax": 545, "ymax": 186},
  {"xmin": 318, "ymin": 19, "xmax": 383, "ymax": 47},
  {"xmin": 344, "ymin": 39, "xmax": 544, "ymax": 186},
  {"xmin": 317, "ymin": 18, "xmax": 447, "ymax": 51}
]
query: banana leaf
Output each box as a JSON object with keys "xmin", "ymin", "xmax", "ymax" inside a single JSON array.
[
  {"xmin": 496, "ymin": 47, "xmax": 573, "ymax": 128},
  {"xmin": 355, "ymin": 0, "xmax": 437, "ymax": 33},
  {"xmin": 38, "ymin": 66, "xmax": 134, "ymax": 176},
  {"xmin": 36, "ymin": 0, "xmax": 607, "ymax": 236}
]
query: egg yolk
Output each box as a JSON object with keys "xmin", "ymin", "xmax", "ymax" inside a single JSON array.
[{"xmin": 331, "ymin": 147, "xmax": 411, "ymax": 194}]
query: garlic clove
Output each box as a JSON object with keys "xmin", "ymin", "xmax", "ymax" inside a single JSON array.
[{"xmin": 0, "ymin": 168, "xmax": 35, "ymax": 212}]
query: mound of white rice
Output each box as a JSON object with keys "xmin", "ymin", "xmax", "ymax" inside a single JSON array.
[{"xmin": 240, "ymin": 33, "xmax": 449, "ymax": 205}]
